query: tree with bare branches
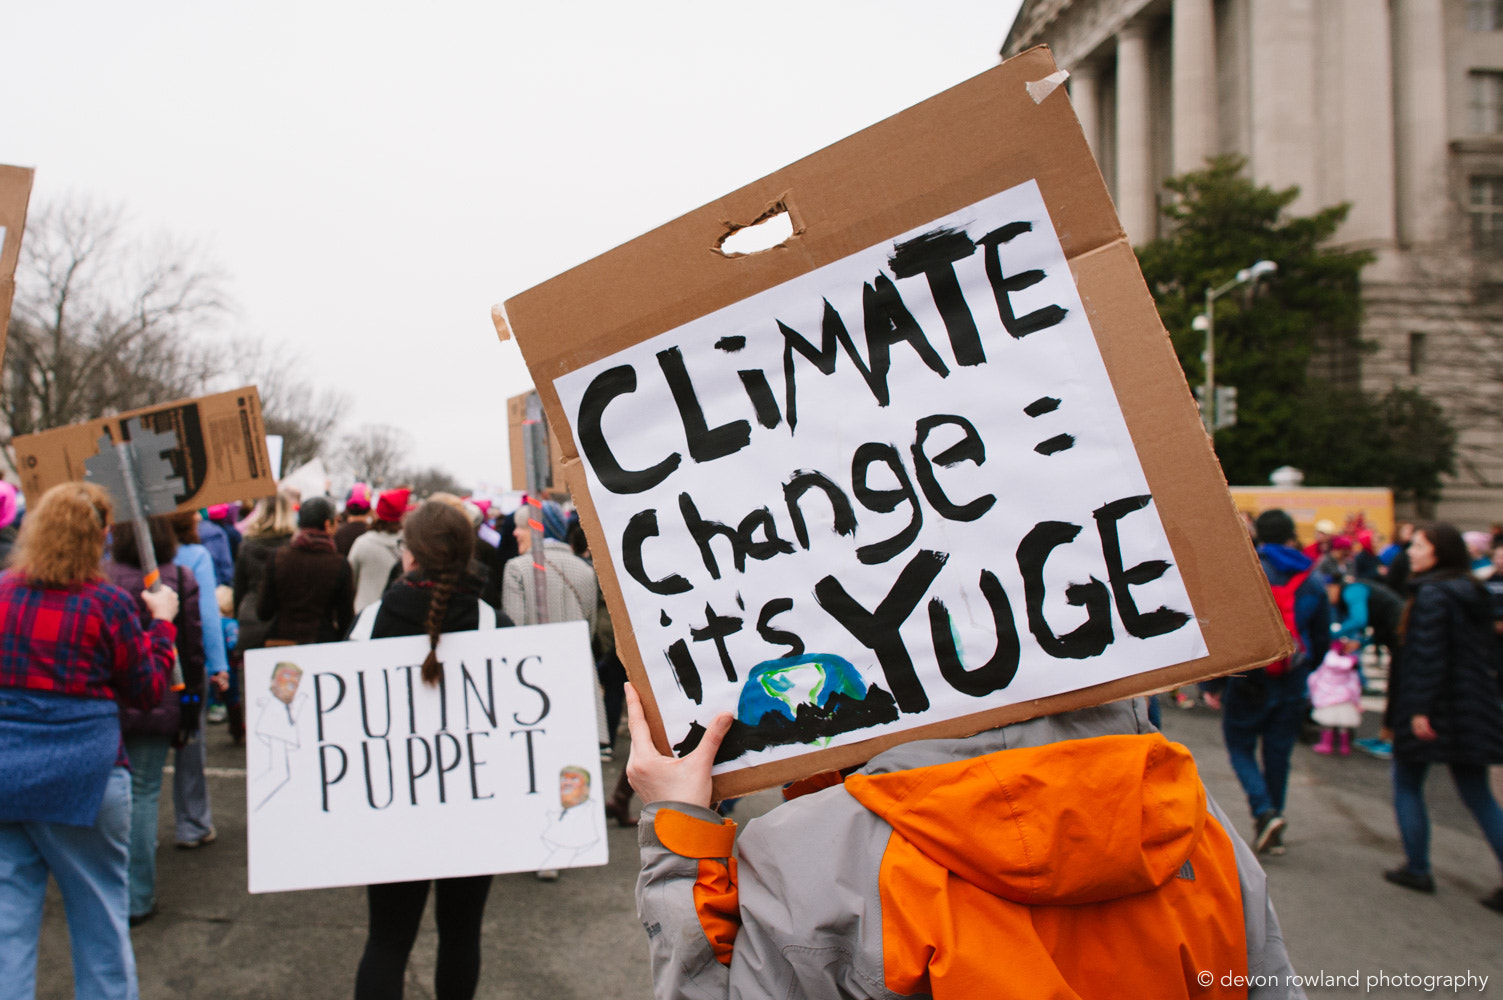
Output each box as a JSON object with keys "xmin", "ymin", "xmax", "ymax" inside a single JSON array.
[
  {"xmin": 339, "ymin": 424, "xmax": 410, "ymax": 488},
  {"xmin": 231, "ymin": 342, "xmax": 349, "ymax": 473},
  {"xmin": 2, "ymin": 199, "xmax": 228, "ymax": 470}
]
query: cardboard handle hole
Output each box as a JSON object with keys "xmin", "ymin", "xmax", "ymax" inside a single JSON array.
[{"xmin": 717, "ymin": 207, "xmax": 794, "ymax": 256}]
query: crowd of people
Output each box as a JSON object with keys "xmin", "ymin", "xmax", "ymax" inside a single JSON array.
[
  {"xmin": 1161, "ymin": 511, "xmax": 1503, "ymax": 913},
  {"xmin": 0, "ymin": 480, "xmax": 636, "ymax": 1000},
  {"xmin": 5, "ymin": 477, "xmax": 1503, "ymax": 999}
]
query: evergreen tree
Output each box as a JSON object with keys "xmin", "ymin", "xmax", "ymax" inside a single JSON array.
[{"xmin": 1137, "ymin": 157, "xmax": 1454, "ymax": 505}]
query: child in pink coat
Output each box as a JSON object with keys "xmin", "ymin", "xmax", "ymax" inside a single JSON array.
[{"xmin": 1308, "ymin": 638, "xmax": 1363, "ymax": 754}]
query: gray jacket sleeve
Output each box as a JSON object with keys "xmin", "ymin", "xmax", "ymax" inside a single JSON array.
[
  {"xmin": 636, "ymin": 801, "xmax": 735, "ymax": 1000},
  {"xmin": 1205, "ymin": 790, "xmax": 1308, "ymax": 1000}
]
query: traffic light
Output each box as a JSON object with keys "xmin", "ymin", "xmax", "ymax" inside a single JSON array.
[{"xmin": 1214, "ymin": 385, "xmax": 1238, "ymax": 430}]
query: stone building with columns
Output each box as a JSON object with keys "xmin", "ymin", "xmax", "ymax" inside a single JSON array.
[{"xmin": 1004, "ymin": 0, "xmax": 1503, "ymax": 523}]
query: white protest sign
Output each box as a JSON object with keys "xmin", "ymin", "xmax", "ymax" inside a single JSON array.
[
  {"xmin": 553, "ymin": 179, "xmax": 1208, "ymax": 776},
  {"xmin": 245, "ymin": 622, "xmax": 605, "ymax": 894}
]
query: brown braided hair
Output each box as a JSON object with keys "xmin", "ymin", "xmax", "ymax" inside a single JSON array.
[{"xmin": 401, "ymin": 500, "xmax": 476, "ymax": 685}]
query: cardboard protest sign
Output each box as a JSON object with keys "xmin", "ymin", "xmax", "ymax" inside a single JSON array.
[
  {"xmin": 0, "ymin": 164, "xmax": 36, "ymax": 365},
  {"xmin": 14, "ymin": 386, "xmax": 276, "ymax": 513},
  {"xmin": 245, "ymin": 622, "xmax": 604, "ymax": 893},
  {"xmin": 500, "ymin": 48, "xmax": 1291, "ymax": 797},
  {"xmin": 507, "ymin": 390, "xmax": 565, "ymax": 494}
]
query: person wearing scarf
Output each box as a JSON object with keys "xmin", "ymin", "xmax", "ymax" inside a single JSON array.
[{"xmin": 257, "ymin": 496, "xmax": 355, "ymax": 645}]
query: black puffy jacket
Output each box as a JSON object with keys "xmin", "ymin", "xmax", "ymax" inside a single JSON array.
[{"xmin": 1387, "ymin": 573, "xmax": 1503, "ymax": 765}]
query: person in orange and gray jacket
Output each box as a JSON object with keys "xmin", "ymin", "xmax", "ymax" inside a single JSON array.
[{"xmin": 626, "ymin": 690, "xmax": 1305, "ymax": 1000}]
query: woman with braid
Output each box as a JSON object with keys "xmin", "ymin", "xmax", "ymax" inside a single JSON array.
[{"xmin": 351, "ymin": 500, "xmax": 513, "ymax": 1000}]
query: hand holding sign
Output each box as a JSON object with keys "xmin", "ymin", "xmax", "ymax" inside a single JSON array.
[{"xmin": 625, "ymin": 683, "xmax": 732, "ymax": 809}]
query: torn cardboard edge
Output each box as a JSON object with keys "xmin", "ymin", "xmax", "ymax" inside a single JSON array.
[
  {"xmin": 502, "ymin": 47, "xmax": 1290, "ymax": 799},
  {"xmin": 491, "ymin": 302, "xmax": 512, "ymax": 342},
  {"xmin": 714, "ymin": 194, "xmax": 804, "ymax": 258}
]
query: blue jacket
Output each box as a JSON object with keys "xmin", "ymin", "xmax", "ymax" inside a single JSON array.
[
  {"xmin": 1257, "ymin": 543, "xmax": 1331, "ymax": 674},
  {"xmin": 197, "ymin": 520, "xmax": 235, "ymax": 592},
  {"xmin": 174, "ymin": 543, "xmax": 229, "ymax": 677}
]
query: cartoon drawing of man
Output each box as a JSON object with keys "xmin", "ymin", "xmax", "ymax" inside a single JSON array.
[
  {"xmin": 251, "ymin": 662, "xmax": 307, "ymax": 811},
  {"xmin": 538, "ymin": 765, "xmax": 602, "ymax": 873}
]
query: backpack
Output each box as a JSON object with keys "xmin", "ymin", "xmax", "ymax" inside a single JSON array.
[{"xmin": 1266, "ymin": 569, "xmax": 1312, "ymax": 677}]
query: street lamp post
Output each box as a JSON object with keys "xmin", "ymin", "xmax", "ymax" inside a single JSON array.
[{"xmin": 1192, "ymin": 259, "xmax": 1276, "ymax": 433}]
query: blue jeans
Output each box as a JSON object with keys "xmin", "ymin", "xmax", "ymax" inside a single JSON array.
[
  {"xmin": 124, "ymin": 735, "xmax": 171, "ymax": 918},
  {"xmin": 1392, "ymin": 758, "xmax": 1503, "ymax": 879},
  {"xmin": 1221, "ymin": 670, "xmax": 1307, "ymax": 819},
  {"xmin": 0, "ymin": 766, "xmax": 137, "ymax": 1000}
]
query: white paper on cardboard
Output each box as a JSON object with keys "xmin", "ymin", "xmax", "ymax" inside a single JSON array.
[
  {"xmin": 552, "ymin": 179, "xmax": 1208, "ymax": 774},
  {"xmin": 245, "ymin": 622, "xmax": 605, "ymax": 893}
]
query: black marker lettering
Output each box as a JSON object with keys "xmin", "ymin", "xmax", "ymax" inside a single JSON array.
[
  {"xmin": 778, "ymin": 301, "xmax": 876, "ymax": 432},
  {"xmin": 978, "ymin": 223, "xmax": 1068, "ymax": 338},
  {"xmin": 622, "ymin": 510, "xmax": 692, "ymax": 595},
  {"xmin": 756, "ymin": 598, "xmax": 805, "ymax": 658},
  {"xmin": 665, "ymin": 639, "xmax": 703, "ymax": 705},
  {"xmin": 689, "ymin": 603, "xmax": 744, "ymax": 682},
  {"xmin": 657, "ymin": 346, "xmax": 751, "ymax": 463},
  {"xmin": 860, "ymin": 274, "xmax": 950, "ymax": 404},
  {"xmin": 1016, "ymin": 521, "xmax": 1114, "ymax": 659},
  {"xmin": 851, "ymin": 442, "xmax": 923, "ymax": 565},
  {"xmin": 679, "ymin": 493, "xmax": 743, "ymax": 580},
  {"xmin": 738, "ymin": 507, "xmax": 796, "ymax": 563},
  {"xmin": 739, "ymin": 369, "xmax": 782, "ymax": 429},
  {"xmin": 888, "ymin": 226, "xmax": 984, "ymax": 366},
  {"xmin": 577, "ymin": 364, "xmax": 682, "ymax": 494},
  {"xmin": 911, "ymin": 414, "xmax": 996, "ymax": 523},
  {"xmin": 814, "ymin": 548, "xmax": 949, "ymax": 714},
  {"xmin": 783, "ymin": 470, "xmax": 857, "ymax": 550},
  {"xmin": 1093, "ymin": 495, "xmax": 1192, "ymax": 639},
  {"xmin": 929, "ymin": 570, "xmax": 1020, "ymax": 696}
]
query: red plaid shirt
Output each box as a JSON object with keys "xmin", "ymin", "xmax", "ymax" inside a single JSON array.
[{"xmin": 0, "ymin": 570, "xmax": 177, "ymax": 763}]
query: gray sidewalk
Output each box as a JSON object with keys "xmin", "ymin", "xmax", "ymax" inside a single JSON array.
[{"xmin": 35, "ymin": 704, "xmax": 1503, "ymax": 998}]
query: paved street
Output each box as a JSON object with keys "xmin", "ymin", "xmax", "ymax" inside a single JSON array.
[{"xmin": 35, "ymin": 704, "xmax": 1503, "ymax": 999}]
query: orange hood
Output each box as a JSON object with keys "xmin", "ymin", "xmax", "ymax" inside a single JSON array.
[{"xmin": 844, "ymin": 734, "xmax": 1206, "ymax": 906}]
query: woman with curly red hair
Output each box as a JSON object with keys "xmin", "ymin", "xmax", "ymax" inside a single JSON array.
[{"xmin": 0, "ymin": 483, "xmax": 180, "ymax": 999}]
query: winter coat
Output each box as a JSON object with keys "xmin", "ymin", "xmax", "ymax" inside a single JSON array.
[
  {"xmin": 501, "ymin": 540, "xmax": 599, "ymax": 633},
  {"xmin": 366, "ymin": 571, "xmax": 512, "ymax": 641},
  {"xmin": 637, "ymin": 700, "xmax": 1304, "ymax": 1000},
  {"xmin": 334, "ymin": 519, "xmax": 369, "ymax": 557},
  {"xmin": 1257, "ymin": 543, "xmax": 1331, "ymax": 675},
  {"xmin": 234, "ymin": 532, "xmax": 291, "ymax": 652},
  {"xmin": 1387, "ymin": 572, "xmax": 1503, "ymax": 765},
  {"xmin": 348, "ymin": 528, "xmax": 401, "ymax": 614},
  {"xmin": 1307, "ymin": 650, "xmax": 1362, "ymax": 710},
  {"xmin": 105, "ymin": 561, "xmax": 205, "ymax": 738},
  {"xmin": 258, "ymin": 535, "xmax": 354, "ymax": 645}
]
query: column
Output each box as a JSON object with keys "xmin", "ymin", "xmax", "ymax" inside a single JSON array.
[
  {"xmin": 1392, "ymin": 0, "xmax": 1448, "ymax": 245},
  {"xmin": 1172, "ymin": 0, "xmax": 1217, "ymax": 174},
  {"xmin": 1116, "ymin": 22, "xmax": 1156, "ymax": 244},
  {"xmin": 1336, "ymin": 0, "xmax": 1398, "ymax": 243},
  {"xmin": 1070, "ymin": 63, "xmax": 1100, "ymax": 159},
  {"xmin": 1249, "ymin": 0, "xmax": 1318, "ymax": 214}
]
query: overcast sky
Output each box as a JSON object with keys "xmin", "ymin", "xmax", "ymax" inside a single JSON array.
[{"xmin": 4, "ymin": 1, "xmax": 1024, "ymax": 490}]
